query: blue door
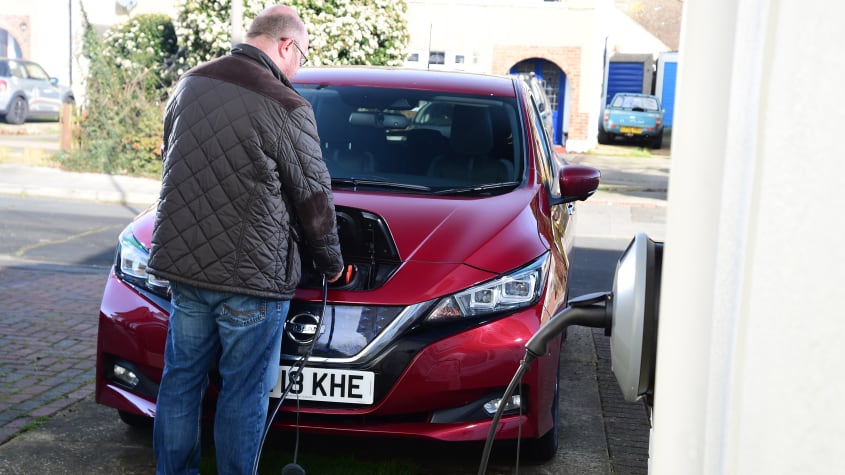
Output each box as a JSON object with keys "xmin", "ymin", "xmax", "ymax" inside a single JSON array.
[
  {"xmin": 659, "ymin": 60, "xmax": 678, "ymax": 127},
  {"xmin": 510, "ymin": 60, "xmax": 567, "ymax": 145}
]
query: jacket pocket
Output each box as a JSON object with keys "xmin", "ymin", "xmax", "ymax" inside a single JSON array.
[{"xmin": 284, "ymin": 234, "xmax": 299, "ymax": 287}]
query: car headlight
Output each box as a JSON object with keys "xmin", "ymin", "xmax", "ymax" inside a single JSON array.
[
  {"xmin": 425, "ymin": 254, "xmax": 549, "ymax": 324},
  {"xmin": 116, "ymin": 226, "xmax": 170, "ymax": 297}
]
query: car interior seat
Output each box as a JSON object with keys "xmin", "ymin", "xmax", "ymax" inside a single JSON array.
[
  {"xmin": 333, "ymin": 124, "xmax": 381, "ymax": 176},
  {"xmin": 428, "ymin": 104, "xmax": 495, "ymax": 181},
  {"xmin": 400, "ymin": 128, "xmax": 449, "ymax": 175},
  {"xmin": 487, "ymin": 105, "xmax": 517, "ymax": 181},
  {"xmin": 312, "ymin": 93, "xmax": 353, "ymax": 173}
]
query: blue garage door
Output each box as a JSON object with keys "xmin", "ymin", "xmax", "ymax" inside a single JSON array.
[
  {"xmin": 606, "ymin": 61, "xmax": 644, "ymax": 105},
  {"xmin": 659, "ymin": 60, "xmax": 678, "ymax": 127}
]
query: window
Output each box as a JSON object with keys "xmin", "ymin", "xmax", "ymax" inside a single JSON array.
[{"xmin": 23, "ymin": 63, "xmax": 50, "ymax": 81}]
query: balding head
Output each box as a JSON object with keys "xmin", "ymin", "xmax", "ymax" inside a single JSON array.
[
  {"xmin": 244, "ymin": 4, "xmax": 309, "ymax": 78},
  {"xmin": 246, "ymin": 5, "xmax": 306, "ymax": 43}
]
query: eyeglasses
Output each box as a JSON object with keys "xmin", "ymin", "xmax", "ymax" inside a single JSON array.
[{"xmin": 280, "ymin": 37, "xmax": 309, "ymax": 67}]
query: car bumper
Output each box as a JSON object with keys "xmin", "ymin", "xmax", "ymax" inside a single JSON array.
[
  {"xmin": 604, "ymin": 124, "xmax": 663, "ymax": 138},
  {"xmin": 95, "ymin": 270, "xmax": 561, "ymax": 443}
]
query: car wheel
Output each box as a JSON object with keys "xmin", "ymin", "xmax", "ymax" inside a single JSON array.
[
  {"xmin": 118, "ymin": 409, "xmax": 153, "ymax": 428},
  {"xmin": 4, "ymin": 96, "xmax": 28, "ymax": 125},
  {"xmin": 597, "ymin": 125, "xmax": 610, "ymax": 145},
  {"xmin": 651, "ymin": 132, "xmax": 664, "ymax": 149},
  {"xmin": 523, "ymin": 360, "xmax": 560, "ymax": 461}
]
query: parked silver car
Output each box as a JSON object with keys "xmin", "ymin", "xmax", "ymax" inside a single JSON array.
[{"xmin": 0, "ymin": 58, "xmax": 74, "ymax": 125}]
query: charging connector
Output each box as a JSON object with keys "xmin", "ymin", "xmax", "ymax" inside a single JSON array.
[{"xmin": 524, "ymin": 291, "xmax": 612, "ymax": 361}]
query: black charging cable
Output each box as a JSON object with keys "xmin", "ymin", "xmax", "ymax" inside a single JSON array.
[
  {"xmin": 252, "ymin": 274, "xmax": 329, "ymax": 475},
  {"xmin": 477, "ymin": 292, "xmax": 612, "ymax": 475}
]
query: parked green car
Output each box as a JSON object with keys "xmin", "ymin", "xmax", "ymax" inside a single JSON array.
[{"xmin": 598, "ymin": 93, "xmax": 664, "ymax": 149}]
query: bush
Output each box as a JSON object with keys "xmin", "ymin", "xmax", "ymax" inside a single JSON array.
[
  {"xmin": 104, "ymin": 13, "xmax": 179, "ymax": 98},
  {"xmin": 59, "ymin": 10, "xmax": 170, "ymax": 178},
  {"xmin": 65, "ymin": 1, "xmax": 410, "ymax": 178},
  {"xmin": 290, "ymin": 0, "xmax": 409, "ymax": 66},
  {"xmin": 173, "ymin": 0, "xmax": 409, "ymax": 71}
]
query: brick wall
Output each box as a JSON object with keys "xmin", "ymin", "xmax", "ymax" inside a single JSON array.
[
  {"xmin": 0, "ymin": 15, "xmax": 31, "ymax": 59},
  {"xmin": 493, "ymin": 45, "xmax": 590, "ymax": 144}
]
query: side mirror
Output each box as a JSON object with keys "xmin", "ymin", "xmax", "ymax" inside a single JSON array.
[{"xmin": 555, "ymin": 164, "xmax": 601, "ymax": 204}]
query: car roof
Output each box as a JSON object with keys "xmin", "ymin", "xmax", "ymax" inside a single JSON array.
[
  {"xmin": 0, "ymin": 58, "xmax": 37, "ymax": 63},
  {"xmin": 292, "ymin": 66, "xmax": 518, "ymax": 98}
]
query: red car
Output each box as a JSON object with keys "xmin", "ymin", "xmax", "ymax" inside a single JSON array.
[{"xmin": 95, "ymin": 67, "xmax": 600, "ymax": 460}]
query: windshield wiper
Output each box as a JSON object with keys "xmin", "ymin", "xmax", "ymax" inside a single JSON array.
[
  {"xmin": 432, "ymin": 181, "xmax": 520, "ymax": 196},
  {"xmin": 331, "ymin": 177, "xmax": 432, "ymax": 192}
]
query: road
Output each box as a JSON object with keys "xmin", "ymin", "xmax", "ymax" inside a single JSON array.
[
  {"xmin": 0, "ymin": 196, "xmax": 146, "ymax": 267},
  {"xmin": 0, "ymin": 191, "xmax": 652, "ymax": 474}
]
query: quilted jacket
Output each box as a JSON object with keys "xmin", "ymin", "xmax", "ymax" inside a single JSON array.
[{"xmin": 147, "ymin": 44, "xmax": 344, "ymax": 300}]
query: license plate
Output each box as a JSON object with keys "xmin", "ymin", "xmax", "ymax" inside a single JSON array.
[
  {"xmin": 270, "ymin": 366, "xmax": 375, "ymax": 404},
  {"xmin": 620, "ymin": 126, "xmax": 643, "ymax": 134}
]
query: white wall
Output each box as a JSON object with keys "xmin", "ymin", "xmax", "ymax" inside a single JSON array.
[
  {"xmin": 406, "ymin": 0, "xmax": 603, "ymax": 74},
  {"xmin": 0, "ymin": 0, "xmax": 175, "ymax": 99},
  {"xmin": 653, "ymin": 0, "xmax": 845, "ymax": 473}
]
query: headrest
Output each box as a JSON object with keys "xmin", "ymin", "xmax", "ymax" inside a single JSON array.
[{"xmin": 449, "ymin": 105, "xmax": 493, "ymax": 155}]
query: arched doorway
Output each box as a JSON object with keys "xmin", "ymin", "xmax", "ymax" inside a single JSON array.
[{"xmin": 510, "ymin": 59, "xmax": 568, "ymax": 146}]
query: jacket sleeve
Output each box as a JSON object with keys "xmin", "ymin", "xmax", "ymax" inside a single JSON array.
[{"xmin": 277, "ymin": 104, "xmax": 344, "ymax": 277}]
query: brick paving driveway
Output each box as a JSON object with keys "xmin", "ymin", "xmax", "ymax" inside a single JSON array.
[{"xmin": 0, "ymin": 263, "xmax": 107, "ymax": 444}]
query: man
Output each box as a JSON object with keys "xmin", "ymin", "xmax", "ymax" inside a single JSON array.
[{"xmin": 147, "ymin": 5, "xmax": 344, "ymax": 474}]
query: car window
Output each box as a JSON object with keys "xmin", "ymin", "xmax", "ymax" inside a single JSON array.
[
  {"xmin": 297, "ymin": 85, "xmax": 523, "ymax": 195},
  {"xmin": 8, "ymin": 61, "xmax": 25, "ymax": 79},
  {"xmin": 23, "ymin": 63, "xmax": 50, "ymax": 81},
  {"xmin": 612, "ymin": 95, "xmax": 660, "ymax": 111},
  {"xmin": 642, "ymin": 97, "xmax": 659, "ymax": 111}
]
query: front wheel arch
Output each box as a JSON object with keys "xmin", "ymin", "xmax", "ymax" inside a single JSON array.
[{"xmin": 522, "ymin": 357, "xmax": 561, "ymax": 461}]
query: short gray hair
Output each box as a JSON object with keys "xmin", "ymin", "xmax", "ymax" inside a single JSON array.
[{"xmin": 246, "ymin": 11, "xmax": 305, "ymax": 41}]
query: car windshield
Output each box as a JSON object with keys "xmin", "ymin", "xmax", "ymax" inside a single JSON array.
[{"xmin": 295, "ymin": 84, "xmax": 523, "ymax": 195}]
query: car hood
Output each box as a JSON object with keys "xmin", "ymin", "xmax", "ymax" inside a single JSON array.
[
  {"xmin": 333, "ymin": 187, "xmax": 547, "ymax": 273},
  {"xmin": 131, "ymin": 187, "xmax": 549, "ymax": 300}
]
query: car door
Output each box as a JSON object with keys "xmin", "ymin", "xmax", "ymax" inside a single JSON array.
[
  {"xmin": 526, "ymin": 89, "xmax": 576, "ymax": 272},
  {"xmin": 20, "ymin": 61, "xmax": 62, "ymax": 116}
]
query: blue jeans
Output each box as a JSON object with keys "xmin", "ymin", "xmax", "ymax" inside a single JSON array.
[{"xmin": 153, "ymin": 281, "xmax": 289, "ymax": 475}]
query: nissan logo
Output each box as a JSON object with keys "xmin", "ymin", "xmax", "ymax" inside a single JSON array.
[{"xmin": 285, "ymin": 312, "xmax": 323, "ymax": 344}]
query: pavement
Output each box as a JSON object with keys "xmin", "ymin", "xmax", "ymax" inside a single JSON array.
[{"xmin": 0, "ymin": 129, "xmax": 669, "ymax": 474}]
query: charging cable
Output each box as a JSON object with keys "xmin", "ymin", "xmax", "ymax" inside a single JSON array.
[
  {"xmin": 252, "ymin": 274, "xmax": 329, "ymax": 475},
  {"xmin": 477, "ymin": 292, "xmax": 612, "ymax": 475}
]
